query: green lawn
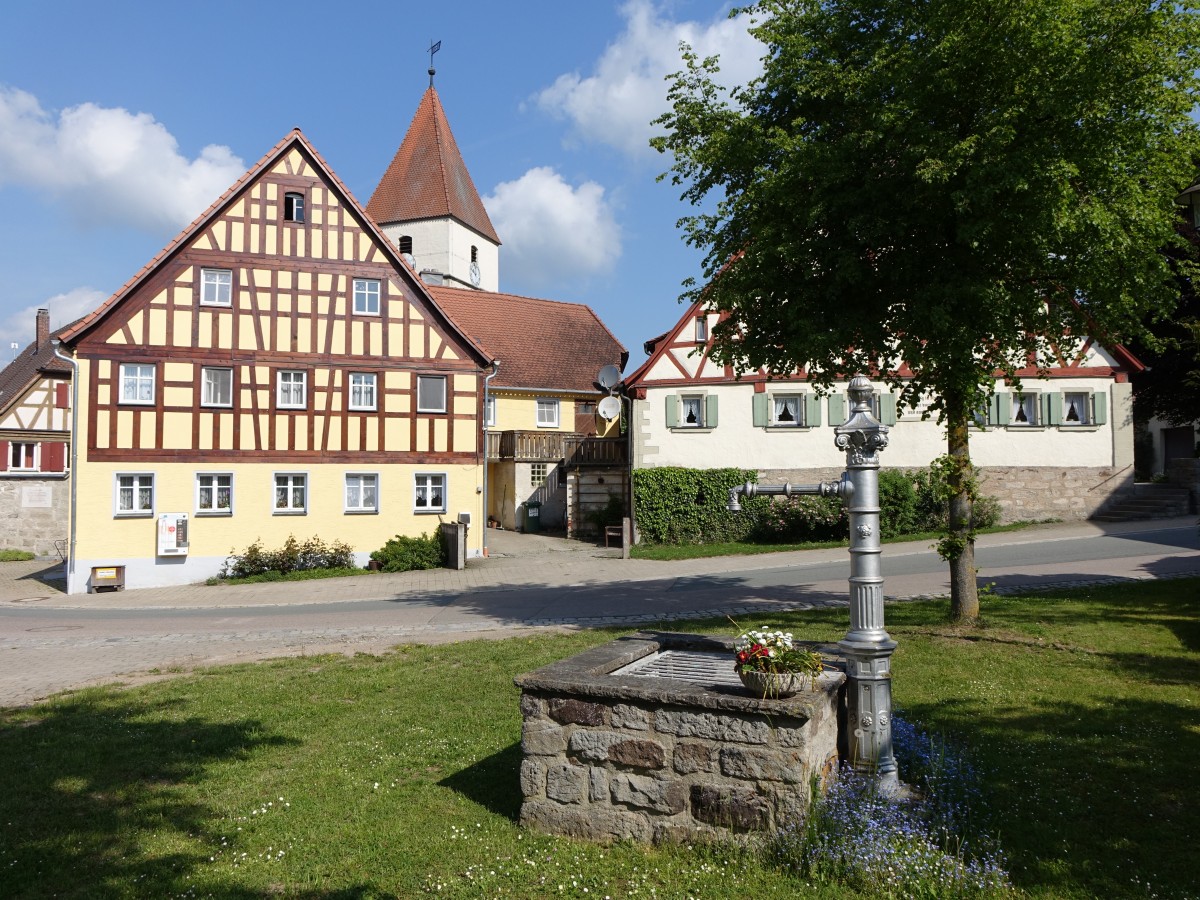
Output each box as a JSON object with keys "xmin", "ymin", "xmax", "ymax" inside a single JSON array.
[{"xmin": 1, "ymin": 579, "xmax": 1196, "ymax": 898}]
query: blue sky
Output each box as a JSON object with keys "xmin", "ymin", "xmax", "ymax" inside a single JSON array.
[{"xmin": 0, "ymin": 0, "xmax": 764, "ymax": 370}]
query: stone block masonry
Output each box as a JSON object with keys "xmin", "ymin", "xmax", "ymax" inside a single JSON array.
[{"xmin": 515, "ymin": 632, "xmax": 843, "ymax": 845}]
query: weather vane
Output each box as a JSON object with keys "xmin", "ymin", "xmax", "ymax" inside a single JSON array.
[{"xmin": 428, "ymin": 39, "xmax": 441, "ymax": 86}]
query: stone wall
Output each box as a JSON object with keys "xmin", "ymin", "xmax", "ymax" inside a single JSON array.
[
  {"xmin": 0, "ymin": 476, "xmax": 67, "ymax": 556},
  {"xmin": 1168, "ymin": 458, "xmax": 1200, "ymax": 513},
  {"xmin": 758, "ymin": 465, "xmax": 1134, "ymax": 523},
  {"xmin": 516, "ymin": 633, "xmax": 843, "ymax": 845}
]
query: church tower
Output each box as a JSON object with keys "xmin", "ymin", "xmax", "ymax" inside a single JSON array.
[{"xmin": 366, "ymin": 79, "xmax": 501, "ymax": 292}]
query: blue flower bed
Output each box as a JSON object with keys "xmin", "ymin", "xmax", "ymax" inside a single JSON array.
[{"xmin": 773, "ymin": 716, "xmax": 1012, "ymax": 897}]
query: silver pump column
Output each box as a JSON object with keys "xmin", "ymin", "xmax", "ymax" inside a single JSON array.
[{"xmin": 835, "ymin": 375, "xmax": 898, "ymax": 790}]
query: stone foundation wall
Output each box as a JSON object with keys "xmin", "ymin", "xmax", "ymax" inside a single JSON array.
[
  {"xmin": 515, "ymin": 633, "xmax": 843, "ymax": 845},
  {"xmin": 758, "ymin": 465, "xmax": 1133, "ymax": 523},
  {"xmin": 0, "ymin": 477, "xmax": 68, "ymax": 555}
]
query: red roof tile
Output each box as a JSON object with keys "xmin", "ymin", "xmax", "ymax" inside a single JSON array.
[
  {"xmin": 427, "ymin": 286, "xmax": 627, "ymax": 393},
  {"xmin": 367, "ymin": 87, "xmax": 500, "ymax": 245}
]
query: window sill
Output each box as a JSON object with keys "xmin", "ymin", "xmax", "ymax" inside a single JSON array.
[
  {"xmin": 1006, "ymin": 425, "xmax": 1046, "ymax": 430},
  {"xmin": 195, "ymin": 510, "xmax": 233, "ymax": 517},
  {"xmin": 201, "ymin": 405, "xmax": 233, "ymax": 410},
  {"xmin": 536, "ymin": 424, "xmax": 560, "ymax": 429},
  {"xmin": 765, "ymin": 425, "xmax": 813, "ymax": 432},
  {"xmin": 199, "ymin": 302, "xmax": 232, "ymax": 309},
  {"xmin": 670, "ymin": 426, "xmax": 713, "ymax": 433},
  {"xmin": 1, "ymin": 471, "xmax": 66, "ymax": 478},
  {"xmin": 344, "ymin": 509, "xmax": 379, "ymax": 515},
  {"xmin": 119, "ymin": 401, "xmax": 155, "ymax": 407},
  {"xmin": 114, "ymin": 512, "xmax": 154, "ymax": 519},
  {"xmin": 417, "ymin": 409, "xmax": 447, "ymax": 415},
  {"xmin": 1057, "ymin": 425, "xmax": 1101, "ymax": 432},
  {"xmin": 273, "ymin": 510, "xmax": 308, "ymax": 516},
  {"xmin": 414, "ymin": 509, "xmax": 446, "ymax": 515},
  {"xmin": 348, "ymin": 407, "xmax": 378, "ymax": 413},
  {"xmin": 352, "ymin": 310, "xmax": 381, "ymax": 317}
]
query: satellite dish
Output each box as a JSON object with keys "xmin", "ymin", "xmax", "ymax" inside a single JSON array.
[
  {"xmin": 597, "ymin": 365, "xmax": 621, "ymax": 390},
  {"xmin": 597, "ymin": 396, "xmax": 621, "ymax": 421}
]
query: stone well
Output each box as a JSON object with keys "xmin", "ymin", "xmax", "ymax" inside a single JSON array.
[{"xmin": 514, "ymin": 631, "xmax": 844, "ymax": 845}]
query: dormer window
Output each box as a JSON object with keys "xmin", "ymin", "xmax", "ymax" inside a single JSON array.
[{"xmin": 283, "ymin": 192, "xmax": 305, "ymax": 223}]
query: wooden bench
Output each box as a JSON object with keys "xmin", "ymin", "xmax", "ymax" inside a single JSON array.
[{"xmin": 604, "ymin": 525, "xmax": 623, "ymax": 548}]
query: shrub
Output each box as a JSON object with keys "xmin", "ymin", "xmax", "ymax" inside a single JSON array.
[
  {"xmin": 220, "ymin": 535, "xmax": 354, "ymax": 579},
  {"xmin": 370, "ymin": 532, "xmax": 445, "ymax": 572},
  {"xmin": 750, "ymin": 495, "xmax": 848, "ymax": 543},
  {"xmin": 0, "ymin": 549, "xmax": 36, "ymax": 562},
  {"xmin": 632, "ymin": 467, "xmax": 767, "ymax": 544}
]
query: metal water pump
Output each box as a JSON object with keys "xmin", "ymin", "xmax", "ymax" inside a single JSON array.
[{"xmin": 726, "ymin": 375, "xmax": 898, "ymax": 789}]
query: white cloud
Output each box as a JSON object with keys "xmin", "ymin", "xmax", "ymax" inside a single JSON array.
[
  {"xmin": 0, "ymin": 87, "xmax": 245, "ymax": 233},
  {"xmin": 0, "ymin": 288, "xmax": 107, "ymax": 359},
  {"xmin": 535, "ymin": 0, "xmax": 764, "ymax": 158},
  {"xmin": 485, "ymin": 167, "xmax": 621, "ymax": 289}
]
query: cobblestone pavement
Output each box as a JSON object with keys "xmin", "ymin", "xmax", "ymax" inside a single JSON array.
[{"xmin": 1, "ymin": 518, "xmax": 1196, "ymax": 707}]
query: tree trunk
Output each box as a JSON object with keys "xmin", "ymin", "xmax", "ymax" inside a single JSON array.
[{"xmin": 946, "ymin": 408, "xmax": 979, "ymax": 622}]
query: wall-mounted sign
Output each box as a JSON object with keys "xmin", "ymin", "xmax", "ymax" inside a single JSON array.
[{"xmin": 20, "ymin": 485, "xmax": 52, "ymax": 508}]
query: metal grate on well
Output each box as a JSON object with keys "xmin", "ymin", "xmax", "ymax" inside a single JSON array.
[{"xmin": 612, "ymin": 650, "xmax": 742, "ymax": 688}]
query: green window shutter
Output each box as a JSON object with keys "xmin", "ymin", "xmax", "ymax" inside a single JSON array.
[
  {"xmin": 1092, "ymin": 391, "xmax": 1107, "ymax": 425},
  {"xmin": 828, "ymin": 394, "xmax": 845, "ymax": 425},
  {"xmin": 705, "ymin": 394, "xmax": 719, "ymax": 428},
  {"xmin": 879, "ymin": 393, "xmax": 898, "ymax": 426},
  {"xmin": 1045, "ymin": 392, "xmax": 1063, "ymax": 426},
  {"xmin": 804, "ymin": 393, "xmax": 822, "ymax": 427},
  {"xmin": 990, "ymin": 393, "xmax": 1012, "ymax": 426},
  {"xmin": 665, "ymin": 395, "xmax": 678, "ymax": 428},
  {"xmin": 752, "ymin": 393, "xmax": 768, "ymax": 427}
]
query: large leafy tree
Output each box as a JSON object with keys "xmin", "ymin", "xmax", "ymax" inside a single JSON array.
[{"xmin": 654, "ymin": 0, "xmax": 1200, "ymax": 620}]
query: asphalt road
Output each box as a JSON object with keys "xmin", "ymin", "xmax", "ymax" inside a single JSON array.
[{"xmin": 1, "ymin": 520, "xmax": 1196, "ymax": 707}]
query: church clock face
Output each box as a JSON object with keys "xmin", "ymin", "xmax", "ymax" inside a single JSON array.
[{"xmin": 469, "ymin": 261, "xmax": 481, "ymax": 287}]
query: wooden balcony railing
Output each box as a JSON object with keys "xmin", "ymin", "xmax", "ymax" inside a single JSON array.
[{"xmin": 486, "ymin": 430, "xmax": 627, "ymax": 466}]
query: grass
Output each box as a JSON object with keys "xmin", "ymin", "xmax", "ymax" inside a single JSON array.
[
  {"xmin": 630, "ymin": 520, "xmax": 1049, "ymax": 561},
  {"xmin": 0, "ymin": 549, "xmax": 36, "ymax": 562},
  {"xmin": 0, "ymin": 578, "xmax": 1196, "ymax": 898}
]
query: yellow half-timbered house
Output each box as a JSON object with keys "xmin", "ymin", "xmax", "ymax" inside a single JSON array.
[{"xmin": 57, "ymin": 130, "xmax": 490, "ymax": 593}]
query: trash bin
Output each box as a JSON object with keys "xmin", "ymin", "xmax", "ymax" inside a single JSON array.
[{"xmin": 525, "ymin": 500, "xmax": 542, "ymax": 533}]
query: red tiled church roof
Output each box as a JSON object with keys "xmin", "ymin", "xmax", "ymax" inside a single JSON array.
[
  {"xmin": 367, "ymin": 87, "xmax": 500, "ymax": 245},
  {"xmin": 427, "ymin": 286, "xmax": 627, "ymax": 393}
]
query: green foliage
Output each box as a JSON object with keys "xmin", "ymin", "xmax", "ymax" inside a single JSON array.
[
  {"xmin": 635, "ymin": 466, "xmax": 1000, "ymax": 546},
  {"xmin": 219, "ymin": 535, "xmax": 355, "ymax": 580},
  {"xmin": 209, "ymin": 567, "xmax": 368, "ymax": 586},
  {"xmin": 632, "ymin": 467, "xmax": 766, "ymax": 543},
  {"xmin": 0, "ymin": 549, "xmax": 36, "ymax": 562},
  {"xmin": 370, "ymin": 532, "xmax": 445, "ymax": 572}
]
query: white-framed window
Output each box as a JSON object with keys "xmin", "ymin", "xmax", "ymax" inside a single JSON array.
[
  {"xmin": 120, "ymin": 363, "xmax": 155, "ymax": 405},
  {"xmin": 536, "ymin": 399, "xmax": 560, "ymax": 428},
  {"xmin": 8, "ymin": 442, "xmax": 38, "ymax": 471},
  {"xmin": 417, "ymin": 375, "xmax": 447, "ymax": 413},
  {"xmin": 695, "ymin": 316, "xmax": 708, "ymax": 343},
  {"xmin": 349, "ymin": 373, "xmax": 377, "ymax": 410},
  {"xmin": 345, "ymin": 473, "xmax": 379, "ymax": 513},
  {"xmin": 414, "ymin": 472, "xmax": 446, "ymax": 513},
  {"xmin": 772, "ymin": 394, "xmax": 804, "ymax": 427},
  {"xmin": 200, "ymin": 268, "xmax": 233, "ymax": 306},
  {"xmin": 485, "ymin": 396, "xmax": 496, "ymax": 428},
  {"xmin": 277, "ymin": 370, "xmax": 306, "ymax": 409},
  {"xmin": 201, "ymin": 367, "xmax": 233, "ymax": 408},
  {"xmin": 681, "ymin": 395, "xmax": 704, "ymax": 427},
  {"xmin": 1011, "ymin": 392, "xmax": 1040, "ymax": 426},
  {"xmin": 283, "ymin": 191, "xmax": 305, "ymax": 222},
  {"xmin": 196, "ymin": 473, "xmax": 233, "ymax": 515},
  {"xmin": 274, "ymin": 473, "xmax": 307, "ymax": 514},
  {"xmin": 530, "ymin": 462, "xmax": 548, "ymax": 487},
  {"xmin": 353, "ymin": 278, "xmax": 381, "ymax": 315},
  {"xmin": 115, "ymin": 473, "xmax": 154, "ymax": 516},
  {"xmin": 1061, "ymin": 391, "xmax": 1092, "ymax": 426}
]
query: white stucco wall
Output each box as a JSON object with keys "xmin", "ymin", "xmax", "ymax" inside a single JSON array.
[{"xmin": 382, "ymin": 219, "xmax": 499, "ymax": 292}]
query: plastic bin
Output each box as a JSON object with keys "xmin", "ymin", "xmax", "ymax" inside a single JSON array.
[{"xmin": 525, "ymin": 500, "xmax": 542, "ymax": 533}]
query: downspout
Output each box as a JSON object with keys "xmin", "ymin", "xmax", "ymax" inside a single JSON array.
[
  {"xmin": 482, "ymin": 359, "xmax": 500, "ymax": 557},
  {"xmin": 50, "ymin": 339, "xmax": 79, "ymax": 593}
]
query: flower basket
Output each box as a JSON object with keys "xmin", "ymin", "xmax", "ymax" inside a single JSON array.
[
  {"xmin": 733, "ymin": 626, "xmax": 823, "ymax": 699},
  {"xmin": 738, "ymin": 669, "xmax": 806, "ymax": 699}
]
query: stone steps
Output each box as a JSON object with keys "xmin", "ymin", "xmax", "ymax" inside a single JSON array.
[{"xmin": 1091, "ymin": 484, "xmax": 1193, "ymax": 522}]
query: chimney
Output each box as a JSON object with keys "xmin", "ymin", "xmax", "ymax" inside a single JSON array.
[{"xmin": 35, "ymin": 308, "xmax": 49, "ymax": 352}]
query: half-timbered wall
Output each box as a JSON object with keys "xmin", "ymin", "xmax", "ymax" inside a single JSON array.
[
  {"xmin": 0, "ymin": 374, "xmax": 70, "ymax": 555},
  {"xmin": 66, "ymin": 141, "xmax": 487, "ymax": 591}
]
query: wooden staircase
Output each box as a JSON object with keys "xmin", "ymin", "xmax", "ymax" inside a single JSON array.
[{"xmin": 1091, "ymin": 483, "xmax": 1194, "ymax": 522}]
